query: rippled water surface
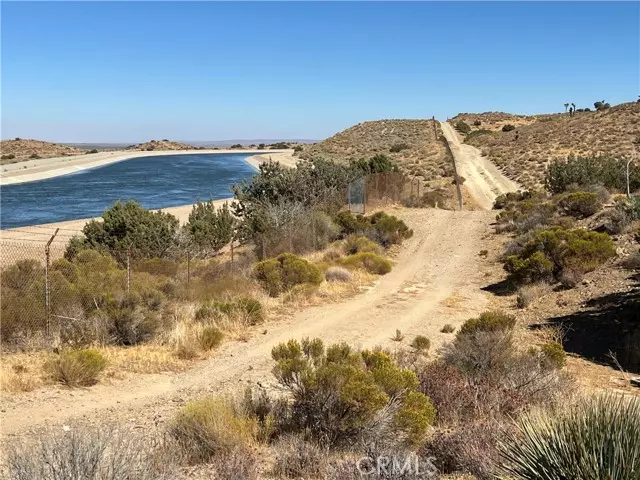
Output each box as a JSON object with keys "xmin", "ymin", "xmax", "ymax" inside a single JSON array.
[{"xmin": 0, "ymin": 153, "xmax": 258, "ymax": 229}]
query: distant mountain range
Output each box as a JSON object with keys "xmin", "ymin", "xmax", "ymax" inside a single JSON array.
[{"xmin": 67, "ymin": 139, "xmax": 318, "ymax": 150}]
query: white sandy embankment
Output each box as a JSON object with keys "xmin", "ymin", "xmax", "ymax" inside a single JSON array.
[{"xmin": 0, "ymin": 151, "xmax": 298, "ymax": 247}]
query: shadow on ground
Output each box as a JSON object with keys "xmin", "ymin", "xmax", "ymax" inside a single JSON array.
[{"xmin": 534, "ymin": 272, "xmax": 640, "ymax": 374}]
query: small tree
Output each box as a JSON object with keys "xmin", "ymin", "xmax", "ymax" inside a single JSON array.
[
  {"xmin": 69, "ymin": 200, "xmax": 179, "ymax": 262},
  {"xmin": 186, "ymin": 201, "xmax": 235, "ymax": 256}
]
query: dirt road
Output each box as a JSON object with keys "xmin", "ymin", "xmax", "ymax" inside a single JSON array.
[
  {"xmin": 0, "ymin": 208, "xmax": 495, "ymax": 436},
  {"xmin": 440, "ymin": 121, "xmax": 520, "ymax": 209}
]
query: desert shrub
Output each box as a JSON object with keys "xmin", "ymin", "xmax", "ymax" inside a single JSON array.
[
  {"xmin": 455, "ymin": 121, "xmax": 471, "ymax": 134},
  {"xmin": 605, "ymin": 196, "xmax": 640, "ymax": 233},
  {"xmin": 473, "ymin": 120, "xmax": 482, "ymax": 126},
  {"xmin": 458, "ymin": 311, "xmax": 516, "ymax": 336},
  {"xmin": 338, "ymin": 252, "xmax": 392, "ymax": 275},
  {"xmin": 498, "ymin": 394, "xmax": 640, "ymax": 480},
  {"xmin": 325, "ymin": 266, "xmax": 352, "ymax": 282},
  {"xmin": 5, "ymin": 425, "xmax": 174, "ymax": 480},
  {"xmin": 465, "ymin": 129, "xmax": 493, "ymax": 142},
  {"xmin": 1, "ymin": 153, "xmax": 16, "ymax": 160},
  {"xmin": 594, "ymin": 100, "xmax": 611, "ymax": 111},
  {"xmin": 417, "ymin": 361, "xmax": 476, "ymax": 425},
  {"xmin": 272, "ymin": 435, "xmax": 329, "ymax": 479},
  {"xmin": 169, "ymin": 397, "xmax": 258, "ymax": 463},
  {"xmin": 185, "ymin": 201, "xmax": 235, "ymax": 256},
  {"xmin": 421, "ymin": 189, "xmax": 448, "ymax": 208},
  {"xmin": 44, "ymin": 348, "xmax": 107, "ymax": 387},
  {"xmin": 254, "ymin": 253, "xmax": 322, "ymax": 296},
  {"xmin": 441, "ymin": 315, "xmax": 571, "ymax": 419},
  {"xmin": 389, "ymin": 142, "xmax": 410, "ymax": 153},
  {"xmin": 540, "ymin": 341, "xmax": 567, "ymax": 369},
  {"xmin": 293, "ymin": 145, "xmax": 304, "ymax": 153},
  {"xmin": 351, "ymin": 154, "xmax": 398, "ymax": 174},
  {"xmin": 343, "ymin": 235, "xmax": 381, "ymax": 255},
  {"xmin": 198, "ymin": 326, "xmax": 224, "ymax": 350},
  {"xmin": 411, "ymin": 335, "xmax": 431, "ymax": 353},
  {"xmin": 133, "ymin": 257, "xmax": 179, "ymax": 277},
  {"xmin": 516, "ymin": 282, "xmax": 551, "ymax": 308},
  {"xmin": 423, "ymin": 421, "xmax": 502, "ymax": 479},
  {"xmin": 233, "ymin": 159, "xmax": 353, "ymax": 256},
  {"xmin": 30, "ymin": 153, "xmax": 41, "ymax": 159},
  {"xmin": 502, "ymin": 124, "xmax": 516, "ymax": 132},
  {"xmin": 440, "ymin": 324, "xmax": 455, "ymax": 333},
  {"xmin": 495, "ymin": 198, "xmax": 556, "ymax": 234},
  {"xmin": 107, "ymin": 296, "xmax": 162, "ymax": 345},
  {"xmin": 620, "ymin": 251, "xmax": 640, "ymax": 270},
  {"xmin": 68, "ymin": 200, "xmax": 179, "ymax": 262},
  {"xmin": 335, "ymin": 211, "xmax": 413, "ymax": 247},
  {"xmin": 504, "ymin": 227, "xmax": 616, "ymax": 285},
  {"xmin": 196, "ymin": 297, "xmax": 264, "ymax": 325},
  {"xmin": 546, "ymin": 155, "xmax": 640, "ymax": 194},
  {"xmin": 271, "ymin": 338, "xmax": 436, "ymax": 447},
  {"xmin": 557, "ymin": 191, "xmax": 601, "ymax": 218}
]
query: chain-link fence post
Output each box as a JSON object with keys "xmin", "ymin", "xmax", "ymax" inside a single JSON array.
[
  {"xmin": 186, "ymin": 250, "xmax": 191, "ymax": 299},
  {"xmin": 44, "ymin": 228, "xmax": 59, "ymax": 348},
  {"xmin": 126, "ymin": 246, "xmax": 131, "ymax": 295}
]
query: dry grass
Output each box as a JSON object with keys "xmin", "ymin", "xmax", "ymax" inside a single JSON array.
[
  {"xmin": 0, "ymin": 138, "xmax": 85, "ymax": 164},
  {"xmin": 453, "ymin": 102, "xmax": 639, "ymax": 189}
]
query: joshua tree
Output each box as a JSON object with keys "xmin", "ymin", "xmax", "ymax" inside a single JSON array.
[{"xmin": 564, "ymin": 103, "xmax": 569, "ymax": 113}]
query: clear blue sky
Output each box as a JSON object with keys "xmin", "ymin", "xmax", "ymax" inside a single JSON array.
[{"xmin": 1, "ymin": 1, "xmax": 638, "ymax": 143}]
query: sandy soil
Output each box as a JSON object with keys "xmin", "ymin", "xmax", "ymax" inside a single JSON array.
[
  {"xmin": 0, "ymin": 208, "xmax": 495, "ymax": 436},
  {"xmin": 440, "ymin": 121, "xmax": 520, "ymax": 209},
  {"xmin": 0, "ymin": 149, "xmax": 296, "ymax": 186}
]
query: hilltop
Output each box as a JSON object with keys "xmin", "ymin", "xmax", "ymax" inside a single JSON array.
[
  {"xmin": 300, "ymin": 119, "xmax": 453, "ymax": 183},
  {"xmin": 451, "ymin": 101, "xmax": 640, "ymax": 189},
  {"xmin": 0, "ymin": 138, "xmax": 86, "ymax": 164},
  {"xmin": 126, "ymin": 139, "xmax": 195, "ymax": 151}
]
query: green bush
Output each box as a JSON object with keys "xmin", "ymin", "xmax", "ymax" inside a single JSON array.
[
  {"xmin": 338, "ymin": 252, "xmax": 392, "ymax": 275},
  {"xmin": 455, "ymin": 121, "xmax": 471, "ymax": 134},
  {"xmin": 502, "ymin": 124, "xmax": 516, "ymax": 132},
  {"xmin": 335, "ymin": 211, "xmax": 413, "ymax": 247},
  {"xmin": 504, "ymin": 227, "xmax": 616, "ymax": 285},
  {"xmin": 465, "ymin": 129, "xmax": 493, "ymax": 142},
  {"xmin": 458, "ymin": 311, "xmax": 516, "ymax": 336},
  {"xmin": 271, "ymin": 338, "xmax": 436, "ymax": 447},
  {"xmin": 196, "ymin": 297, "xmax": 264, "ymax": 325},
  {"xmin": 254, "ymin": 253, "xmax": 322, "ymax": 297},
  {"xmin": 343, "ymin": 235, "xmax": 381, "ymax": 255},
  {"xmin": 198, "ymin": 326, "xmax": 224, "ymax": 350},
  {"xmin": 68, "ymin": 200, "xmax": 179, "ymax": 262},
  {"xmin": 557, "ymin": 191, "xmax": 601, "ymax": 218},
  {"xmin": 186, "ymin": 201, "xmax": 235, "ymax": 256},
  {"xmin": 44, "ymin": 348, "xmax": 107, "ymax": 387},
  {"xmin": 351, "ymin": 154, "xmax": 398, "ymax": 174},
  {"xmin": 389, "ymin": 143, "xmax": 410, "ymax": 153},
  {"xmin": 411, "ymin": 335, "xmax": 431, "ymax": 352},
  {"xmin": 546, "ymin": 155, "xmax": 640, "ymax": 194},
  {"xmin": 540, "ymin": 341, "xmax": 567, "ymax": 370},
  {"xmin": 87, "ymin": 149, "xmax": 99, "ymax": 154},
  {"xmin": 498, "ymin": 394, "xmax": 640, "ymax": 480},
  {"xmin": 170, "ymin": 397, "xmax": 258, "ymax": 463}
]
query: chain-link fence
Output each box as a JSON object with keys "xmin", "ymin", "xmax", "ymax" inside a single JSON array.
[
  {"xmin": 1, "ymin": 171, "xmax": 424, "ymax": 350},
  {"xmin": 0, "ymin": 234, "xmax": 249, "ymax": 350},
  {"xmin": 348, "ymin": 172, "xmax": 424, "ymax": 213}
]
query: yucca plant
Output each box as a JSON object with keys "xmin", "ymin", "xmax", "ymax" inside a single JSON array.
[{"xmin": 498, "ymin": 394, "xmax": 640, "ymax": 480}]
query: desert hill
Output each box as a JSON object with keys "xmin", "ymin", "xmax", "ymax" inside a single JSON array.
[
  {"xmin": 301, "ymin": 119, "xmax": 453, "ymax": 183},
  {"xmin": 451, "ymin": 101, "xmax": 640, "ymax": 189},
  {"xmin": 0, "ymin": 138, "xmax": 86, "ymax": 164},
  {"xmin": 126, "ymin": 139, "xmax": 195, "ymax": 151}
]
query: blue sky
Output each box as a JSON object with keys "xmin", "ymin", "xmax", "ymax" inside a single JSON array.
[{"xmin": 1, "ymin": 1, "xmax": 638, "ymax": 143}]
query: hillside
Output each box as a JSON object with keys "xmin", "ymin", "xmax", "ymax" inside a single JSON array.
[
  {"xmin": 0, "ymin": 138, "xmax": 86, "ymax": 164},
  {"xmin": 300, "ymin": 119, "xmax": 453, "ymax": 183},
  {"xmin": 126, "ymin": 139, "xmax": 195, "ymax": 151},
  {"xmin": 451, "ymin": 101, "xmax": 640, "ymax": 189}
]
